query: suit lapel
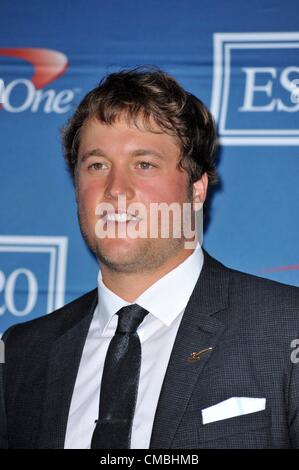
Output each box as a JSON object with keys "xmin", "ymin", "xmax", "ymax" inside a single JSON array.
[
  {"xmin": 38, "ymin": 291, "xmax": 98, "ymax": 449},
  {"xmin": 150, "ymin": 252, "xmax": 230, "ymax": 449}
]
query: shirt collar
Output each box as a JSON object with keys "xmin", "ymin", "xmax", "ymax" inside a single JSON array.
[{"xmin": 97, "ymin": 244, "xmax": 203, "ymax": 335}]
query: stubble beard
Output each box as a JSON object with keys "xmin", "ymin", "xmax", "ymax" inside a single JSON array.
[
  {"xmin": 77, "ymin": 203, "xmax": 195, "ymax": 275},
  {"xmin": 96, "ymin": 237, "xmax": 186, "ymax": 274}
]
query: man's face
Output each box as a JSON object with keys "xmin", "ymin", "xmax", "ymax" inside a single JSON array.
[{"xmin": 76, "ymin": 115, "xmax": 207, "ymax": 274}]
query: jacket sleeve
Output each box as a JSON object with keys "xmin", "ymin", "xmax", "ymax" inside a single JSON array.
[
  {"xmin": 0, "ymin": 366, "xmax": 8, "ymax": 449},
  {"xmin": 289, "ymin": 332, "xmax": 299, "ymax": 448},
  {"xmin": 0, "ymin": 327, "xmax": 16, "ymax": 449},
  {"xmin": 0, "ymin": 340, "xmax": 8, "ymax": 449}
]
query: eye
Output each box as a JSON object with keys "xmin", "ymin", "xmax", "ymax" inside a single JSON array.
[
  {"xmin": 136, "ymin": 161, "xmax": 156, "ymax": 170},
  {"xmin": 88, "ymin": 162, "xmax": 108, "ymax": 171}
]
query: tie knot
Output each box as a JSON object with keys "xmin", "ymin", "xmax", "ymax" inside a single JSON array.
[{"xmin": 116, "ymin": 304, "xmax": 148, "ymax": 334}]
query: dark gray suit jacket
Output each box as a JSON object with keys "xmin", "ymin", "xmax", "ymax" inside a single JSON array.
[{"xmin": 1, "ymin": 252, "xmax": 299, "ymax": 449}]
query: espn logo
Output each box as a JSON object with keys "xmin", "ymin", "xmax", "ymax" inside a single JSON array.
[{"xmin": 211, "ymin": 32, "xmax": 299, "ymax": 145}]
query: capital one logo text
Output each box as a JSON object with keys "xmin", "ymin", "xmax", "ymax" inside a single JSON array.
[{"xmin": 0, "ymin": 48, "xmax": 79, "ymax": 113}]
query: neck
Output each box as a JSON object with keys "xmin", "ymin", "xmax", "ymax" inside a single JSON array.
[{"xmin": 100, "ymin": 248, "xmax": 195, "ymax": 302}]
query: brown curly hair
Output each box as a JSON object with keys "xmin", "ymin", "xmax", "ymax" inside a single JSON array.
[{"xmin": 62, "ymin": 67, "xmax": 218, "ymax": 187}]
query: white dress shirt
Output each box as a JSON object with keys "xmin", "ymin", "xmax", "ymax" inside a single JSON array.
[{"xmin": 64, "ymin": 245, "xmax": 203, "ymax": 449}]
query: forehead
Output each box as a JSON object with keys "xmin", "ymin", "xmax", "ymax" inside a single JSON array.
[{"xmin": 78, "ymin": 116, "xmax": 181, "ymax": 156}]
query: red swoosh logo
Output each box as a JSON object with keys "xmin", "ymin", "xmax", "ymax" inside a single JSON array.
[
  {"xmin": 0, "ymin": 48, "xmax": 68, "ymax": 88},
  {"xmin": 259, "ymin": 264, "xmax": 299, "ymax": 274}
]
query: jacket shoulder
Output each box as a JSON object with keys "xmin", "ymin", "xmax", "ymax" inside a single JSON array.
[
  {"xmin": 3, "ymin": 288, "xmax": 98, "ymax": 347},
  {"xmin": 204, "ymin": 251, "xmax": 299, "ymax": 330},
  {"xmin": 205, "ymin": 250, "xmax": 299, "ymax": 296}
]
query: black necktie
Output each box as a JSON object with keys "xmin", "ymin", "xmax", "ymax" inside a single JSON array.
[{"xmin": 91, "ymin": 304, "xmax": 149, "ymax": 449}]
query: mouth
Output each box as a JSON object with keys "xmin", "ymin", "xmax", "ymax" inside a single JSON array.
[{"xmin": 102, "ymin": 211, "xmax": 142, "ymax": 223}]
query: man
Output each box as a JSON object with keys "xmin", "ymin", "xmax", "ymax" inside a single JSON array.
[{"xmin": 1, "ymin": 68, "xmax": 299, "ymax": 449}]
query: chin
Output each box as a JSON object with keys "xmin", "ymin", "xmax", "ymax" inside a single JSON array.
[{"xmin": 95, "ymin": 237, "xmax": 147, "ymax": 268}]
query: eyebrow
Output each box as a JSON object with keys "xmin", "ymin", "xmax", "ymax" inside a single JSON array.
[
  {"xmin": 79, "ymin": 148, "xmax": 107, "ymax": 163},
  {"xmin": 131, "ymin": 149, "xmax": 165, "ymax": 160},
  {"xmin": 79, "ymin": 147, "xmax": 165, "ymax": 162}
]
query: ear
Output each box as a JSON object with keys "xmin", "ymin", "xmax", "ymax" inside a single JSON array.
[{"xmin": 192, "ymin": 172, "xmax": 208, "ymax": 211}]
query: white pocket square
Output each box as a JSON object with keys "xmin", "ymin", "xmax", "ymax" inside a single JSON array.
[{"xmin": 202, "ymin": 397, "xmax": 266, "ymax": 425}]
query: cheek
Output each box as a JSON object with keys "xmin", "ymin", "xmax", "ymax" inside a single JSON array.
[
  {"xmin": 137, "ymin": 176, "xmax": 188, "ymax": 205},
  {"xmin": 78, "ymin": 183, "xmax": 103, "ymax": 215}
]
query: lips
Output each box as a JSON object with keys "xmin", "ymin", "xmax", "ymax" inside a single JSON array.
[{"xmin": 102, "ymin": 211, "xmax": 141, "ymax": 223}]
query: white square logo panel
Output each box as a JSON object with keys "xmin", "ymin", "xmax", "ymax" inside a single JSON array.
[
  {"xmin": 0, "ymin": 236, "xmax": 68, "ymax": 333},
  {"xmin": 211, "ymin": 32, "xmax": 299, "ymax": 145}
]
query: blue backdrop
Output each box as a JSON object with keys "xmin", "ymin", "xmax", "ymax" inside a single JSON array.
[{"xmin": 0, "ymin": 0, "xmax": 298, "ymax": 333}]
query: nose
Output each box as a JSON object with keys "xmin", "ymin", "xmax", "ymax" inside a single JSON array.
[{"xmin": 104, "ymin": 167, "xmax": 135, "ymax": 201}]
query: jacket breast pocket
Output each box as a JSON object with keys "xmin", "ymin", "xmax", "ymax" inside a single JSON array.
[
  {"xmin": 197, "ymin": 408, "xmax": 271, "ymax": 444},
  {"xmin": 172, "ymin": 408, "xmax": 271, "ymax": 449}
]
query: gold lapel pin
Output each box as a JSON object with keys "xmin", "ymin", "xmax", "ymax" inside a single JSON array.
[{"xmin": 187, "ymin": 347, "xmax": 213, "ymax": 363}]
